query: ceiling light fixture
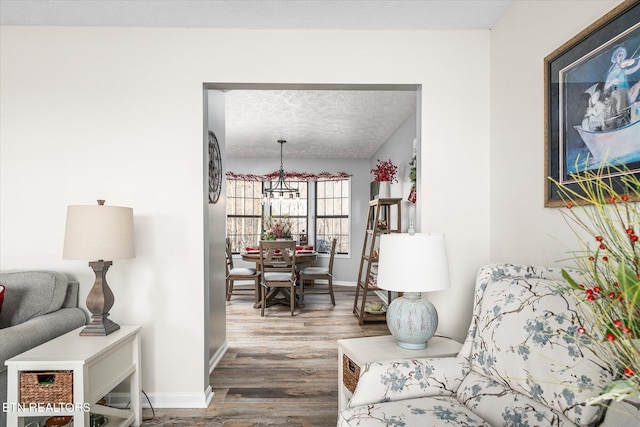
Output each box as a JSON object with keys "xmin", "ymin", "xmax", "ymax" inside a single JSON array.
[{"xmin": 264, "ymin": 139, "xmax": 300, "ymax": 202}]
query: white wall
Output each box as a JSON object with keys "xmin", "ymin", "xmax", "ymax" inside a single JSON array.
[
  {"xmin": 0, "ymin": 26, "xmax": 490, "ymax": 404},
  {"xmin": 419, "ymin": 43, "xmax": 491, "ymax": 342},
  {"xmin": 490, "ymin": 1, "xmax": 623, "ymax": 267},
  {"xmin": 371, "ymin": 111, "xmax": 417, "ymax": 231}
]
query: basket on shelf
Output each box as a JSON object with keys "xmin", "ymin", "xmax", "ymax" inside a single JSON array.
[
  {"xmin": 342, "ymin": 355, "xmax": 361, "ymax": 393},
  {"xmin": 20, "ymin": 371, "xmax": 73, "ymax": 405}
]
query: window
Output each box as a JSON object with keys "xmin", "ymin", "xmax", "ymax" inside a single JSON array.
[
  {"xmin": 226, "ymin": 179, "xmax": 308, "ymax": 252},
  {"xmin": 315, "ymin": 179, "xmax": 350, "ymax": 254},
  {"xmin": 226, "ymin": 179, "xmax": 263, "ymax": 253},
  {"xmin": 267, "ymin": 180, "xmax": 308, "ymax": 241},
  {"xmin": 226, "ymin": 177, "xmax": 350, "ymax": 255}
]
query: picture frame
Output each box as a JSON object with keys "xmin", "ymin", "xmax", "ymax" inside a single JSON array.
[{"xmin": 544, "ymin": 0, "xmax": 640, "ymax": 207}]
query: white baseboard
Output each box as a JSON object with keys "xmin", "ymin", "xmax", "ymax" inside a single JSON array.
[
  {"xmin": 106, "ymin": 341, "xmax": 226, "ymax": 409},
  {"xmin": 210, "ymin": 340, "xmax": 229, "ymax": 374},
  {"xmin": 108, "ymin": 386, "xmax": 214, "ymax": 409}
]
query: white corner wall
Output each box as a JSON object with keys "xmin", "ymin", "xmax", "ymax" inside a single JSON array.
[
  {"xmin": 0, "ymin": 26, "xmax": 490, "ymax": 404},
  {"xmin": 490, "ymin": 1, "xmax": 623, "ymax": 267},
  {"xmin": 371, "ymin": 111, "xmax": 417, "ymax": 232},
  {"xmin": 206, "ymin": 91, "xmax": 228, "ymax": 377}
]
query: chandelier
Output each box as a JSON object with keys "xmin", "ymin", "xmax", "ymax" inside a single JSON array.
[{"xmin": 264, "ymin": 139, "xmax": 300, "ymax": 201}]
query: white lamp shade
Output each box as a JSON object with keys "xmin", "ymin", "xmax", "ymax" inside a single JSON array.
[
  {"xmin": 63, "ymin": 204, "xmax": 135, "ymax": 260},
  {"xmin": 377, "ymin": 233, "xmax": 450, "ymax": 292}
]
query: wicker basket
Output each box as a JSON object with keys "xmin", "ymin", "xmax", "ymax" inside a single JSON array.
[
  {"xmin": 20, "ymin": 371, "xmax": 73, "ymax": 405},
  {"xmin": 342, "ymin": 355, "xmax": 361, "ymax": 394}
]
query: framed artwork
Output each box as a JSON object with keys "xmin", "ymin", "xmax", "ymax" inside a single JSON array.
[{"xmin": 544, "ymin": 0, "xmax": 640, "ymax": 207}]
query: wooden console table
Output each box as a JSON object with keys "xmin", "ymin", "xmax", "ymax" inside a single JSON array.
[{"xmin": 5, "ymin": 325, "xmax": 142, "ymax": 427}]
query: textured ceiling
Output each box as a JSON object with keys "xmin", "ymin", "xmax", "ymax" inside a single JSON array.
[
  {"xmin": 1, "ymin": 0, "xmax": 513, "ymax": 159},
  {"xmin": 225, "ymin": 90, "xmax": 417, "ymax": 159},
  {"xmin": 0, "ymin": 1, "xmax": 514, "ymax": 30}
]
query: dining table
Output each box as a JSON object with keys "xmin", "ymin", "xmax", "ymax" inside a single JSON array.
[{"xmin": 241, "ymin": 248, "xmax": 317, "ymax": 310}]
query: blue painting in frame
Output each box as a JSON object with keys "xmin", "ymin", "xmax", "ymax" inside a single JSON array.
[{"xmin": 545, "ymin": 0, "xmax": 640, "ymax": 207}]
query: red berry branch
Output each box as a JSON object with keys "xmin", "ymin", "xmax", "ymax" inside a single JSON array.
[
  {"xmin": 551, "ymin": 162, "xmax": 640, "ymax": 407},
  {"xmin": 371, "ymin": 159, "xmax": 398, "ymax": 183}
]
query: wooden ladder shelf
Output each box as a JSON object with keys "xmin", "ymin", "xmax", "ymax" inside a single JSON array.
[{"xmin": 353, "ymin": 198, "xmax": 402, "ymax": 324}]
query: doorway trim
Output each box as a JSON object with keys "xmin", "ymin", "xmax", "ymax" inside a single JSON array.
[{"xmin": 203, "ymin": 82, "xmax": 422, "ymax": 376}]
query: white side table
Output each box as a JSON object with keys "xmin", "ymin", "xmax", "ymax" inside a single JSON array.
[
  {"xmin": 5, "ymin": 325, "xmax": 142, "ymax": 427},
  {"xmin": 337, "ymin": 335, "xmax": 462, "ymax": 412}
]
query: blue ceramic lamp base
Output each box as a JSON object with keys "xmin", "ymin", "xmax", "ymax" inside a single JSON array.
[{"xmin": 386, "ymin": 292, "xmax": 438, "ymax": 350}]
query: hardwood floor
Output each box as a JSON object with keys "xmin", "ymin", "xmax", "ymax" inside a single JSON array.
[{"xmin": 142, "ymin": 285, "xmax": 390, "ymax": 426}]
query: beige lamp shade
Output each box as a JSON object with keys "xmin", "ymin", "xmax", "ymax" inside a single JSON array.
[
  {"xmin": 377, "ymin": 233, "xmax": 450, "ymax": 293},
  {"xmin": 63, "ymin": 204, "xmax": 135, "ymax": 260}
]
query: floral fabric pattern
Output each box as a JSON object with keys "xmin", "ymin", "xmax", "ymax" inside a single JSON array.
[
  {"xmin": 348, "ymin": 357, "xmax": 469, "ymax": 407},
  {"xmin": 339, "ymin": 396, "xmax": 488, "ymax": 427},
  {"xmin": 468, "ymin": 264, "xmax": 611, "ymax": 425},
  {"xmin": 338, "ymin": 264, "xmax": 613, "ymax": 427},
  {"xmin": 457, "ymin": 371, "xmax": 576, "ymax": 426}
]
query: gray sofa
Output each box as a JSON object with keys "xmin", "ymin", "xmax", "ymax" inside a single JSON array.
[{"xmin": 0, "ymin": 270, "xmax": 87, "ymax": 426}]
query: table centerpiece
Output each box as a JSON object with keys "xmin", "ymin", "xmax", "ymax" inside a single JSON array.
[{"xmin": 262, "ymin": 216, "xmax": 293, "ymax": 240}]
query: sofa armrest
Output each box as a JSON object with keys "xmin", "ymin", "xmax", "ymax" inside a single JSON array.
[
  {"xmin": 0, "ymin": 307, "xmax": 86, "ymax": 372},
  {"xmin": 62, "ymin": 281, "xmax": 80, "ymax": 308},
  {"xmin": 348, "ymin": 356, "xmax": 469, "ymax": 408}
]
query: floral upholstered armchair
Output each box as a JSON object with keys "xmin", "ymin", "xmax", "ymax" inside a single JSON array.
[{"xmin": 338, "ymin": 264, "xmax": 625, "ymax": 426}]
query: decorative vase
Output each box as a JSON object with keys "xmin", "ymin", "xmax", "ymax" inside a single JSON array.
[{"xmin": 378, "ymin": 181, "xmax": 390, "ymax": 198}]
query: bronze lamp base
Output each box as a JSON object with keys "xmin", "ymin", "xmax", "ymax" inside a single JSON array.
[{"xmin": 80, "ymin": 260, "xmax": 121, "ymax": 336}]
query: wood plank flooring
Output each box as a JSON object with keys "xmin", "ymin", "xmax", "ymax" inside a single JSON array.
[{"xmin": 142, "ymin": 285, "xmax": 390, "ymax": 426}]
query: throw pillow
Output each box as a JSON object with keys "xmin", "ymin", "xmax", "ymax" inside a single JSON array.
[{"xmin": 0, "ymin": 284, "xmax": 5, "ymax": 314}]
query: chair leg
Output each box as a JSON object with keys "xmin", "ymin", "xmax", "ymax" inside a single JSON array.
[
  {"xmin": 299, "ymin": 277, "xmax": 305, "ymax": 302},
  {"xmin": 290, "ymin": 284, "xmax": 295, "ymax": 316},
  {"xmin": 261, "ymin": 285, "xmax": 267, "ymax": 317},
  {"xmin": 254, "ymin": 278, "xmax": 260, "ymax": 307},
  {"xmin": 328, "ymin": 276, "xmax": 335, "ymax": 306},
  {"xmin": 226, "ymin": 278, "xmax": 232, "ymax": 301}
]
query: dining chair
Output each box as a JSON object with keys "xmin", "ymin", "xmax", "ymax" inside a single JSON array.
[
  {"xmin": 259, "ymin": 240, "xmax": 298, "ymax": 316},
  {"xmin": 299, "ymin": 237, "xmax": 337, "ymax": 305},
  {"xmin": 225, "ymin": 237, "xmax": 261, "ymax": 304}
]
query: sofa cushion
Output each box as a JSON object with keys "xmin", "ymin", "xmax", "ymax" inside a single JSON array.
[
  {"xmin": 469, "ymin": 265, "xmax": 611, "ymax": 426},
  {"xmin": 0, "ymin": 271, "xmax": 69, "ymax": 328},
  {"xmin": 339, "ymin": 395, "xmax": 487, "ymax": 427},
  {"xmin": 0, "ymin": 285, "xmax": 4, "ymax": 314},
  {"xmin": 457, "ymin": 370, "xmax": 577, "ymax": 426},
  {"xmin": 349, "ymin": 356, "xmax": 469, "ymax": 407}
]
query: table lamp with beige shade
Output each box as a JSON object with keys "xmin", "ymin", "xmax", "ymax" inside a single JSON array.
[{"xmin": 63, "ymin": 200, "xmax": 135, "ymax": 336}]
